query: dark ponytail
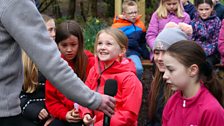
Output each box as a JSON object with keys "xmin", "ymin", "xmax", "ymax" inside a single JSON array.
[
  {"xmin": 166, "ymin": 41, "xmax": 224, "ymax": 107},
  {"xmin": 200, "ymin": 61, "xmax": 224, "ymax": 107}
]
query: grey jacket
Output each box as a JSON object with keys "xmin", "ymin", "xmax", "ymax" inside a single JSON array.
[{"xmin": 0, "ymin": 0, "xmax": 101, "ymax": 117}]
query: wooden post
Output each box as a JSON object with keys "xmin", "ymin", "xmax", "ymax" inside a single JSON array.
[
  {"xmin": 114, "ymin": 0, "xmax": 145, "ymax": 23},
  {"xmin": 115, "ymin": 0, "xmax": 122, "ymax": 16},
  {"xmin": 137, "ymin": 0, "xmax": 145, "ymax": 23}
]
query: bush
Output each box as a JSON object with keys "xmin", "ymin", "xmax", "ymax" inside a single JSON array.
[{"xmin": 83, "ymin": 17, "xmax": 108, "ymax": 52}]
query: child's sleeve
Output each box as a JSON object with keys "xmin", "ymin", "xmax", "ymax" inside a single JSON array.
[
  {"xmin": 200, "ymin": 107, "xmax": 224, "ymax": 126},
  {"xmin": 20, "ymin": 92, "xmax": 44, "ymax": 121},
  {"xmin": 146, "ymin": 12, "xmax": 159, "ymax": 49},
  {"xmin": 110, "ymin": 74, "xmax": 143, "ymax": 125},
  {"xmin": 45, "ymin": 80, "xmax": 70, "ymax": 121},
  {"xmin": 183, "ymin": 12, "xmax": 191, "ymax": 24},
  {"xmin": 218, "ymin": 20, "xmax": 224, "ymax": 57}
]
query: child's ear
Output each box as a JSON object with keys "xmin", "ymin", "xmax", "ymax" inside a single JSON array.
[
  {"xmin": 119, "ymin": 48, "xmax": 126, "ymax": 57},
  {"xmin": 188, "ymin": 64, "xmax": 199, "ymax": 77}
]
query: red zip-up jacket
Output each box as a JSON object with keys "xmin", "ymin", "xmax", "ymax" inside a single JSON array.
[
  {"xmin": 80, "ymin": 57, "xmax": 143, "ymax": 126},
  {"xmin": 163, "ymin": 84, "xmax": 224, "ymax": 126},
  {"xmin": 45, "ymin": 50, "xmax": 94, "ymax": 121}
]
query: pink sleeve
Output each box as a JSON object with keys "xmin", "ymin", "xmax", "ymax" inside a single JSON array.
[
  {"xmin": 218, "ymin": 20, "xmax": 224, "ymax": 57},
  {"xmin": 146, "ymin": 12, "xmax": 159, "ymax": 49},
  {"xmin": 183, "ymin": 12, "xmax": 191, "ymax": 24},
  {"xmin": 200, "ymin": 107, "xmax": 224, "ymax": 126}
]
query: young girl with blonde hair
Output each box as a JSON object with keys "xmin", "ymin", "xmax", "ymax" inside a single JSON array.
[{"xmin": 146, "ymin": 0, "xmax": 190, "ymax": 58}]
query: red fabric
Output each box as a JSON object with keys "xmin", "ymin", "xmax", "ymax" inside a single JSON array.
[
  {"xmin": 219, "ymin": 20, "xmax": 224, "ymax": 64},
  {"xmin": 45, "ymin": 51, "xmax": 94, "ymax": 120},
  {"xmin": 162, "ymin": 84, "xmax": 224, "ymax": 126},
  {"xmin": 80, "ymin": 57, "xmax": 143, "ymax": 126}
]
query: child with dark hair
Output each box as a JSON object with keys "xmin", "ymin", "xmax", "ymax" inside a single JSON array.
[
  {"xmin": 191, "ymin": 0, "xmax": 221, "ymax": 65},
  {"xmin": 147, "ymin": 22, "xmax": 192, "ymax": 126},
  {"xmin": 162, "ymin": 41, "xmax": 224, "ymax": 126},
  {"xmin": 45, "ymin": 20, "xmax": 95, "ymax": 126}
]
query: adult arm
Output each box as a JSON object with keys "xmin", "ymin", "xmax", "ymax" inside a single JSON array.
[{"xmin": 1, "ymin": 0, "xmax": 102, "ymax": 109}]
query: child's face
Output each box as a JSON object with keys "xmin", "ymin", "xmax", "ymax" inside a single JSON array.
[
  {"xmin": 96, "ymin": 32, "xmax": 124, "ymax": 66},
  {"xmin": 58, "ymin": 35, "xmax": 79, "ymax": 61},
  {"xmin": 123, "ymin": 5, "xmax": 138, "ymax": 23},
  {"xmin": 162, "ymin": 53, "xmax": 191, "ymax": 91},
  {"xmin": 154, "ymin": 50, "xmax": 166, "ymax": 72},
  {"xmin": 164, "ymin": 0, "xmax": 179, "ymax": 13},
  {"xmin": 197, "ymin": 3, "xmax": 213, "ymax": 20},
  {"xmin": 45, "ymin": 19, "xmax": 56, "ymax": 40}
]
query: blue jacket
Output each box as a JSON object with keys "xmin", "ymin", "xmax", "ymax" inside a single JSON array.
[
  {"xmin": 112, "ymin": 15, "xmax": 149, "ymax": 59},
  {"xmin": 214, "ymin": 2, "xmax": 224, "ymax": 20},
  {"xmin": 184, "ymin": 1, "xmax": 197, "ymax": 20}
]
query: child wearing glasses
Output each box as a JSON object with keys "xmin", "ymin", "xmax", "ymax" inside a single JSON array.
[{"xmin": 112, "ymin": 0, "xmax": 149, "ymax": 80}]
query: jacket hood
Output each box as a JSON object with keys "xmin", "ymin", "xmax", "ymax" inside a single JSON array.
[{"xmin": 94, "ymin": 57, "xmax": 136, "ymax": 75}]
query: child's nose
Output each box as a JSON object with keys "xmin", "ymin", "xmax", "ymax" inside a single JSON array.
[{"xmin": 163, "ymin": 71, "xmax": 168, "ymax": 80}]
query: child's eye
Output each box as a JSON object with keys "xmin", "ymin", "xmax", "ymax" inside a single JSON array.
[
  {"xmin": 98, "ymin": 42, "xmax": 102, "ymax": 45},
  {"xmin": 106, "ymin": 42, "xmax": 112, "ymax": 45}
]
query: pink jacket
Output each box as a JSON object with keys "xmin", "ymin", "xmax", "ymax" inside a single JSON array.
[
  {"xmin": 163, "ymin": 84, "xmax": 224, "ymax": 126},
  {"xmin": 219, "ymin": 19, "xmax": 224, "ymax": 64},
  {"xmin": 146, "ymin": 12, "xmax": 190, "ymax": 49}
]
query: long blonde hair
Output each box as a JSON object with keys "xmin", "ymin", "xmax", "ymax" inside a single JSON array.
[
  {"xmin": 156, "ymin": 0, "xmax": 184, "ymax": 19},
  {"xmin": 22, "ymin": 51, "xmax": 39, "ymax": 93}
]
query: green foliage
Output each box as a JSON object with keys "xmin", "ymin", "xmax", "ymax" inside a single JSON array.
[
  {"xmin": 83, "ymin": 17, "xmax": 108, "ymax": 52},
  {"xmin": 55, "ymin": 16, "xmax": 70, "ymax": 24}
]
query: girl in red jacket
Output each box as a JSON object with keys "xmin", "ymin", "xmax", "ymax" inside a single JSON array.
[
  {"xmin": 162, "ymin": 41, "xmax": 224, "ymax": 126},
  {"xmin": 45, "ymin": 20, "xmax": 94, "ymax": 126},
  {"xmin": 81, "ymin": 27, "xmax": 143, "ymax": 126}
]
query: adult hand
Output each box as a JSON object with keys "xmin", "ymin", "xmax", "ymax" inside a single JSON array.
[
  {"xmin": 66, "ymin": 110, "xmax": 82, "ymax": 123},
  {"xmin": 83, "ymin": 114, "xmax": 96, "ymax": 126},
  {"xmin": 38, "ymin": 109, "xmax": 49, "ymax": 120},
  {"xmin": 97, "ymin": 94, "xmax": 116, "ymax": 117}
]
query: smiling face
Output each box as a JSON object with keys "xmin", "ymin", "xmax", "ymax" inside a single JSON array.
[
  {"xmin": 154, "ymin": 50, "xmax": 166, "ymax": 72},
  {"xmin": 45, "ymin": 19, "xmax": 56, "ymax": 40},
  {"xmin": 96, "ymin": 32, "xmax": 125, "ymax": 67},
  {"xmin": 58, "ymin": 35, "xmax": 79, "ymax": 61},
  {"xmin": 197, "ymin": 3, "xmax": 213, "ymax": 20},
  {"xmin": 162, "ymin": 53, "xmax": 191, "ymax": 91},
  {"xmin": 164, "ymin": 0, "xmax": 179, "ymax": 13}
]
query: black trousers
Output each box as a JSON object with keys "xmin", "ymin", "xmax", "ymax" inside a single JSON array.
[
  {"xmin": 49, "ymin": 118, "xmax": 83, "ymax": 126},
  {"xmin": 0, "ymin": 114, "xmax": 24, "ymax": 126}
]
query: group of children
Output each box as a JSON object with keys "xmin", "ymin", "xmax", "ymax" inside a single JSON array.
[{"xmin": 19, "ymin": 0, "xmax": 224, "ymax": 126}]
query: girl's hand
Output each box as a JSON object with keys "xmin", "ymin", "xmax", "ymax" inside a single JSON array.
[
  {"xmin": 66, "ymin": 109, "xmax": 82, "ymax": 123},
  {"xmin": 38, "ymin": 109, "xmax": 49, "ymax": 120},
  {"xmin": 83, "ymin": 114, "xmax": 96, "ymax": 126},
  {"xmin": 44, "ymin": 117, "xmax": 54, "ymax": 126}
]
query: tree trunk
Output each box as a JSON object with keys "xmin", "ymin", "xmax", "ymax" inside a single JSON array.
[
  {"xmin": 68, "ymin": 0, "xmax": 76, "ymax": 19},
  {"xmin": 88, "ymin": 0, "xmax": 97, "ymax": 17}
]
